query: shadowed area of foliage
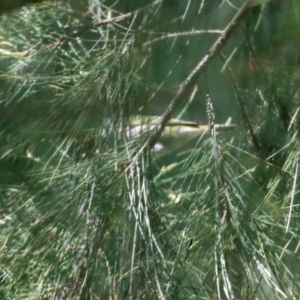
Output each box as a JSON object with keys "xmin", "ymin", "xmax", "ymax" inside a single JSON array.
[{"xmin": 0, "ymin": 0, "xmax": 45, "ymax": 15}]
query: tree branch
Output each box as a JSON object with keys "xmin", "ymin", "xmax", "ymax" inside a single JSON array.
[{"xmin": 148, "ymin": 0, "xmax": 256, "ymax": 149}]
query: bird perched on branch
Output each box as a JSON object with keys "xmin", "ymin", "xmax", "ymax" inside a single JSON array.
[{"xmin": 116, "ymin": 116, "xmax": 236, "ymax": 157}]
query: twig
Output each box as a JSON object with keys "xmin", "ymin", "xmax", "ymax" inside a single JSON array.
[
  {"xmin": 148, "ymin": 0, "xmax": 256, "ymax": 149},
  {"xmin": 51, "ymin": 0, "xmax": 162, "ymax": 48},
  {"xmin": 143, "ymin": 30, "xmax": 223, "ymax": 47},
  {"xmin": 93, "ymin": 0, "xmax": 162, "ymax": 28}
]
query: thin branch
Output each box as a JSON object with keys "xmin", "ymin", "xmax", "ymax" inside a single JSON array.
[
  {"xmin": 143, "ymin": 30, "xmax": 223, "ymax": 47},
  {"xmin": 93, "ymin": 0, "xmax": 162, "ymax": 28},
  {"xmin": 148, "ymin": 0, "xmax": 256, "ymax": 149},
  {"xmin": 50, "ymin": 0, "xmax": 162, "ymax": 49}
]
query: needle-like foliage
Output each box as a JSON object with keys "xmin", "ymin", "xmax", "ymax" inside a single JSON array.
[{"xmin": 1, "ymin": 1, "xmax": 300, "ymax": 300}]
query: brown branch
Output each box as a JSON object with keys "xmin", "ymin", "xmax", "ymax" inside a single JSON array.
[
  {"xmin": 50, "ymin": 0, "xmax": 162, "ymax": 49},
  {"xmin": 148, "ymin": 0, "xmax": 256, "ymax": 149}
]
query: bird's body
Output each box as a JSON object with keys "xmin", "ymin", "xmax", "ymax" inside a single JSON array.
[{"xmin": 120, "ymin": 116, "xmax": 236, "ymax": 157}]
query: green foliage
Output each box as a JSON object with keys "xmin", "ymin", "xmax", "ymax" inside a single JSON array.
[{"xmin": 1, "ymin": 1, "xmax": 300, "ymax": 299}]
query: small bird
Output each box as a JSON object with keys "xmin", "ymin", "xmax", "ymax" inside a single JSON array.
[{"xmin": 121, "ymin": 116, "xmax": 236, "ymax": 157}]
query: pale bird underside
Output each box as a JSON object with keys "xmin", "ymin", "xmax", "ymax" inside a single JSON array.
[{"xmin": 103, "ymin": 116, "xmax": 236, "ymax": 157}]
